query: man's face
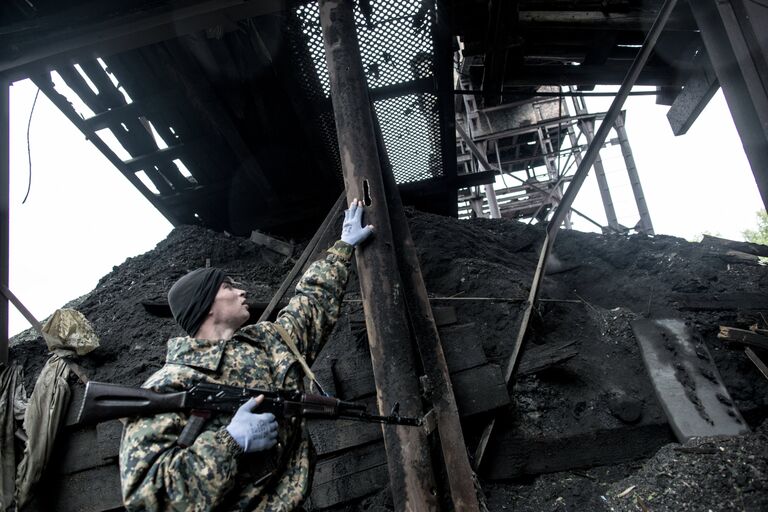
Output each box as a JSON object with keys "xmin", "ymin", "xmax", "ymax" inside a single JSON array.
[{"xmin": 208, "ymin": 278, "xmax": 250, "ymax": 329}]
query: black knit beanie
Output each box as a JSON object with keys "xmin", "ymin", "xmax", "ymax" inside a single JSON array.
[{"xmin": 167, "ymin": 268, "xmax": 226, "ymax": 337}]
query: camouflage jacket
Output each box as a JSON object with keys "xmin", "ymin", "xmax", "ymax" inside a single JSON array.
[{"xmin": 119, "ymin": 241, "xmax": 354, "ymax": 512}]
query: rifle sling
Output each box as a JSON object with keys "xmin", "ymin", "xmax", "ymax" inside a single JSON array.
[{"xmin": 272, "ymin": 323, "xmax": 325, "ymax": 394}]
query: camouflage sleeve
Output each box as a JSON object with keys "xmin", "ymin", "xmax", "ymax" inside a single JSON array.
[
  {"xmin": 272, "ymin": 240, "xmax": 353, "ymax": 364},
  {"xmin": 119, "ymin": 413, "xmax": 241, "ymax": 511}
]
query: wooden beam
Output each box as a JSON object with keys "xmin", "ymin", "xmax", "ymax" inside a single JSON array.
[
  {"xmin": 0, "ymin": 78, "xmax": 8, "ymax": 363},
  {"xmin": 667, "ymin": 48, "xmax": 719, "ymax": 135},
  {"xmin": 318, "ymin": 1, "xmax": 438, "ymax": 509},
  {"xmin": 745, "ymin": 347, "xmax": 768, "ymax": 380},
  {"xmin": 718, "ymin": 325, "xmax": 768, "ymax": 351},
  {"xmin": 378, "ymin": 118, "xmax": 481, "ymax": 511},
  {"xmin": 1, "ymin": 0, "xmax": 285, "ymax": 82}
]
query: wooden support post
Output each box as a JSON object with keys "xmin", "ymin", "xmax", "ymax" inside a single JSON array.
[
  {"xmin": 376, "ymin": 121, "xmax": 480, "ymax": 511},
  {"xmin": 318, "ymin": 2, "xmax": 438, "ymax": 510},
  {"xmin": 0, "ymin": 77, "xmax": 8, "ymax": 364}
]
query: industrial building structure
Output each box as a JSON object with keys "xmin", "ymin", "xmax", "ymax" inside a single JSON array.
[{"xmin": 1, "ymin": 0, "xmax": 768, "ymax": 510}]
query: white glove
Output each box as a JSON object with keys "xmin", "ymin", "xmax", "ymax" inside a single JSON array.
[
  {"xmin": 225, "ymin": 396, "xmax": 278, "ymax": 453},
  {"xmin": 341, "ymin": 199, "xmax": 374, "ymax": 246}
]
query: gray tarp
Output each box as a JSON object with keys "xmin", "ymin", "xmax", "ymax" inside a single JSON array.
[{"xmin": 0, "ymin": 365, "xmax": 27, "ymax": 511}]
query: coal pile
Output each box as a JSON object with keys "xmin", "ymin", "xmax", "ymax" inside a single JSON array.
[{"xmin": 9, "ymin": 209, "xmax": 768, "ymax": 511}]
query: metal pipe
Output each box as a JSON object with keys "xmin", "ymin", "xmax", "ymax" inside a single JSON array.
[
  {"xmin": 317, "ymin": 1, "xmax": 438, "ymax": 509},
  {"xmin": 547, "ymin": 0, "xmax": 679, "ymax": 240}
]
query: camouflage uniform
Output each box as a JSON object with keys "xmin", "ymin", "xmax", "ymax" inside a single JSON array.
[{"xmin": 119, "ymin": 241, "xmax": 354, "ymax": 511}]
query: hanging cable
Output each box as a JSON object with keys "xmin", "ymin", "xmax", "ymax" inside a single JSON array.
[{"xmin": 23, "ymin": 88, "xmax": 40, "ymax": 204}]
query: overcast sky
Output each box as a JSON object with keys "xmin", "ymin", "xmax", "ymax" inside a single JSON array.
[{"xmin": 6, "ymin": 79, "xmax": 764, "ymax": 336}]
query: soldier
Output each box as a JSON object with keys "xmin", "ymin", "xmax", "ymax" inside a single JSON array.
[{"xmin": 119, "ymin": 200, "xmax": 373, "ymax": 511}]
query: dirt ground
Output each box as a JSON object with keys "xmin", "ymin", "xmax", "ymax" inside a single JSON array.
[{"xmin": 9, "ymin": 209, "xmax": 768, "ymax": 511}]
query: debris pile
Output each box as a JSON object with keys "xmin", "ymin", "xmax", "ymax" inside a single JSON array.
[{"xmin": 8, "ymin": 209, "xmax": 768, "ymax": 511}]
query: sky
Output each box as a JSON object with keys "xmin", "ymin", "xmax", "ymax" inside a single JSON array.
[{"xmin": 5, "ymin": 78, "xmax": 765, "ymax": 337}]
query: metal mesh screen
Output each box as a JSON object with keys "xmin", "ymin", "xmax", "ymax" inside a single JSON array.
[
  {"xmin": 375, "ymin": 94, "xmax": 443, "ymax": 183},
  {"xmin": 290, "ymin": 0, "xmax": 444, "ymax": 183}
]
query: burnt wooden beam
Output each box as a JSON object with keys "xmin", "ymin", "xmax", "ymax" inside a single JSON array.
[
  {"xmin": 0, "ymin": 78, "xmax": 8, "ymax": 364},
  {"xmin": 667, "ymin": 47, "xmax": 719, "ymax": 135},
  {"xmin": 378, "ymin": 119, "xmax": 480, "ymax": 510},
  {"xmin": 318, "ymin": 1, "xmax": 438, "ymax": 509},
  {"xmin": 1, "ymin": 0, "xmax": 285, "ymax": 82}
]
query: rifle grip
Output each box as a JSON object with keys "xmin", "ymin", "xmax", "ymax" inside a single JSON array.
[{"xmin": 177, "ymin": 410, "xmax": 211, "ymax": 448}]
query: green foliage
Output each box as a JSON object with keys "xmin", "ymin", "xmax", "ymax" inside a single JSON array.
[{"xmin": 742, "ymin": 210, "xmax": 768, "ymax": 246}]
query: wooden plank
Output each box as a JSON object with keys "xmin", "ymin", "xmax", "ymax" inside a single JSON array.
[
  {"xmin": 718, "ymin": 326, "xmax": 768, "ymax": 351},
  {"xmin": 438, "ymin": 323, "xmax": 488, "ymax": 373},
  {"xmin": 51, "ymin": 463, "xmax": 123, "ymax": 512},
  {"xmin": 311, "ymin": 442, "xmax": 388, "ymax": 509},
  {"xmin": 308, "ymin": 396, "xmax": 382, "ymax": 456},
  {"xmin": 451, "ymin": 365, "xmax": 510, "ymax": 417},
  {"xmin": 671, "ymin": 292, "xmax": 768, "ymax": 311},
  {"xmin": 517, "ymin": 340, "xmax": 579, "ymax": 376},
  {"xmin": 328, "ymin": 351, "xmax": 375, "ymax": 401},
  {"xmin": 718, "ymin": 250, "xmax": 761, "ymax": 265},
  {"xmin": 667, "ymin": 48, "xmax": 719, "ymax": 135},
  {"xmin": 97, "ymin": 420, "xmax": 123, "ymax": 462},
  {"xmin": 701, "ymin": 234, "xmax": 768, "ymax": 257},
  {"xmin": 55, "ymin": 427, "xmax": 102, "ymax": 475},
  {"xmin": 249, "ymin": 230, "xmax": 294, "ymax": 257},
  {"xmin": 483, "ymin": 423, "xmax": 674, "ymax": 479},
  {"xmin": 632, "ymin": 318, "xmax": 749, "ymax": 442},
  {"xmin": 745, "ymin": 347, "xmax": 768, "ymax": 380}
]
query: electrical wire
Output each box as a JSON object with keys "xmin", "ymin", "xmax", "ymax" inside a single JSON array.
[{"xmin": 23, "ymin": 88, "xmax": 40, "ymax": 205}]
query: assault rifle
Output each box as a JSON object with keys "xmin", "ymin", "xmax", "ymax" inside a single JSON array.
[{"xmin": 77, "ymin": 381, "xmax": 421, "ymax": 432}]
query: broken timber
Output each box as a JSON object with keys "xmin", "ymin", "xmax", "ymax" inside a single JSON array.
[
  {"xmin": 318, "ymin": 0, "xmax": 438, "ymax": 509},
  {"xmin": 718, "ymin": 326, "xmax": 768, "ymax": 351}
]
